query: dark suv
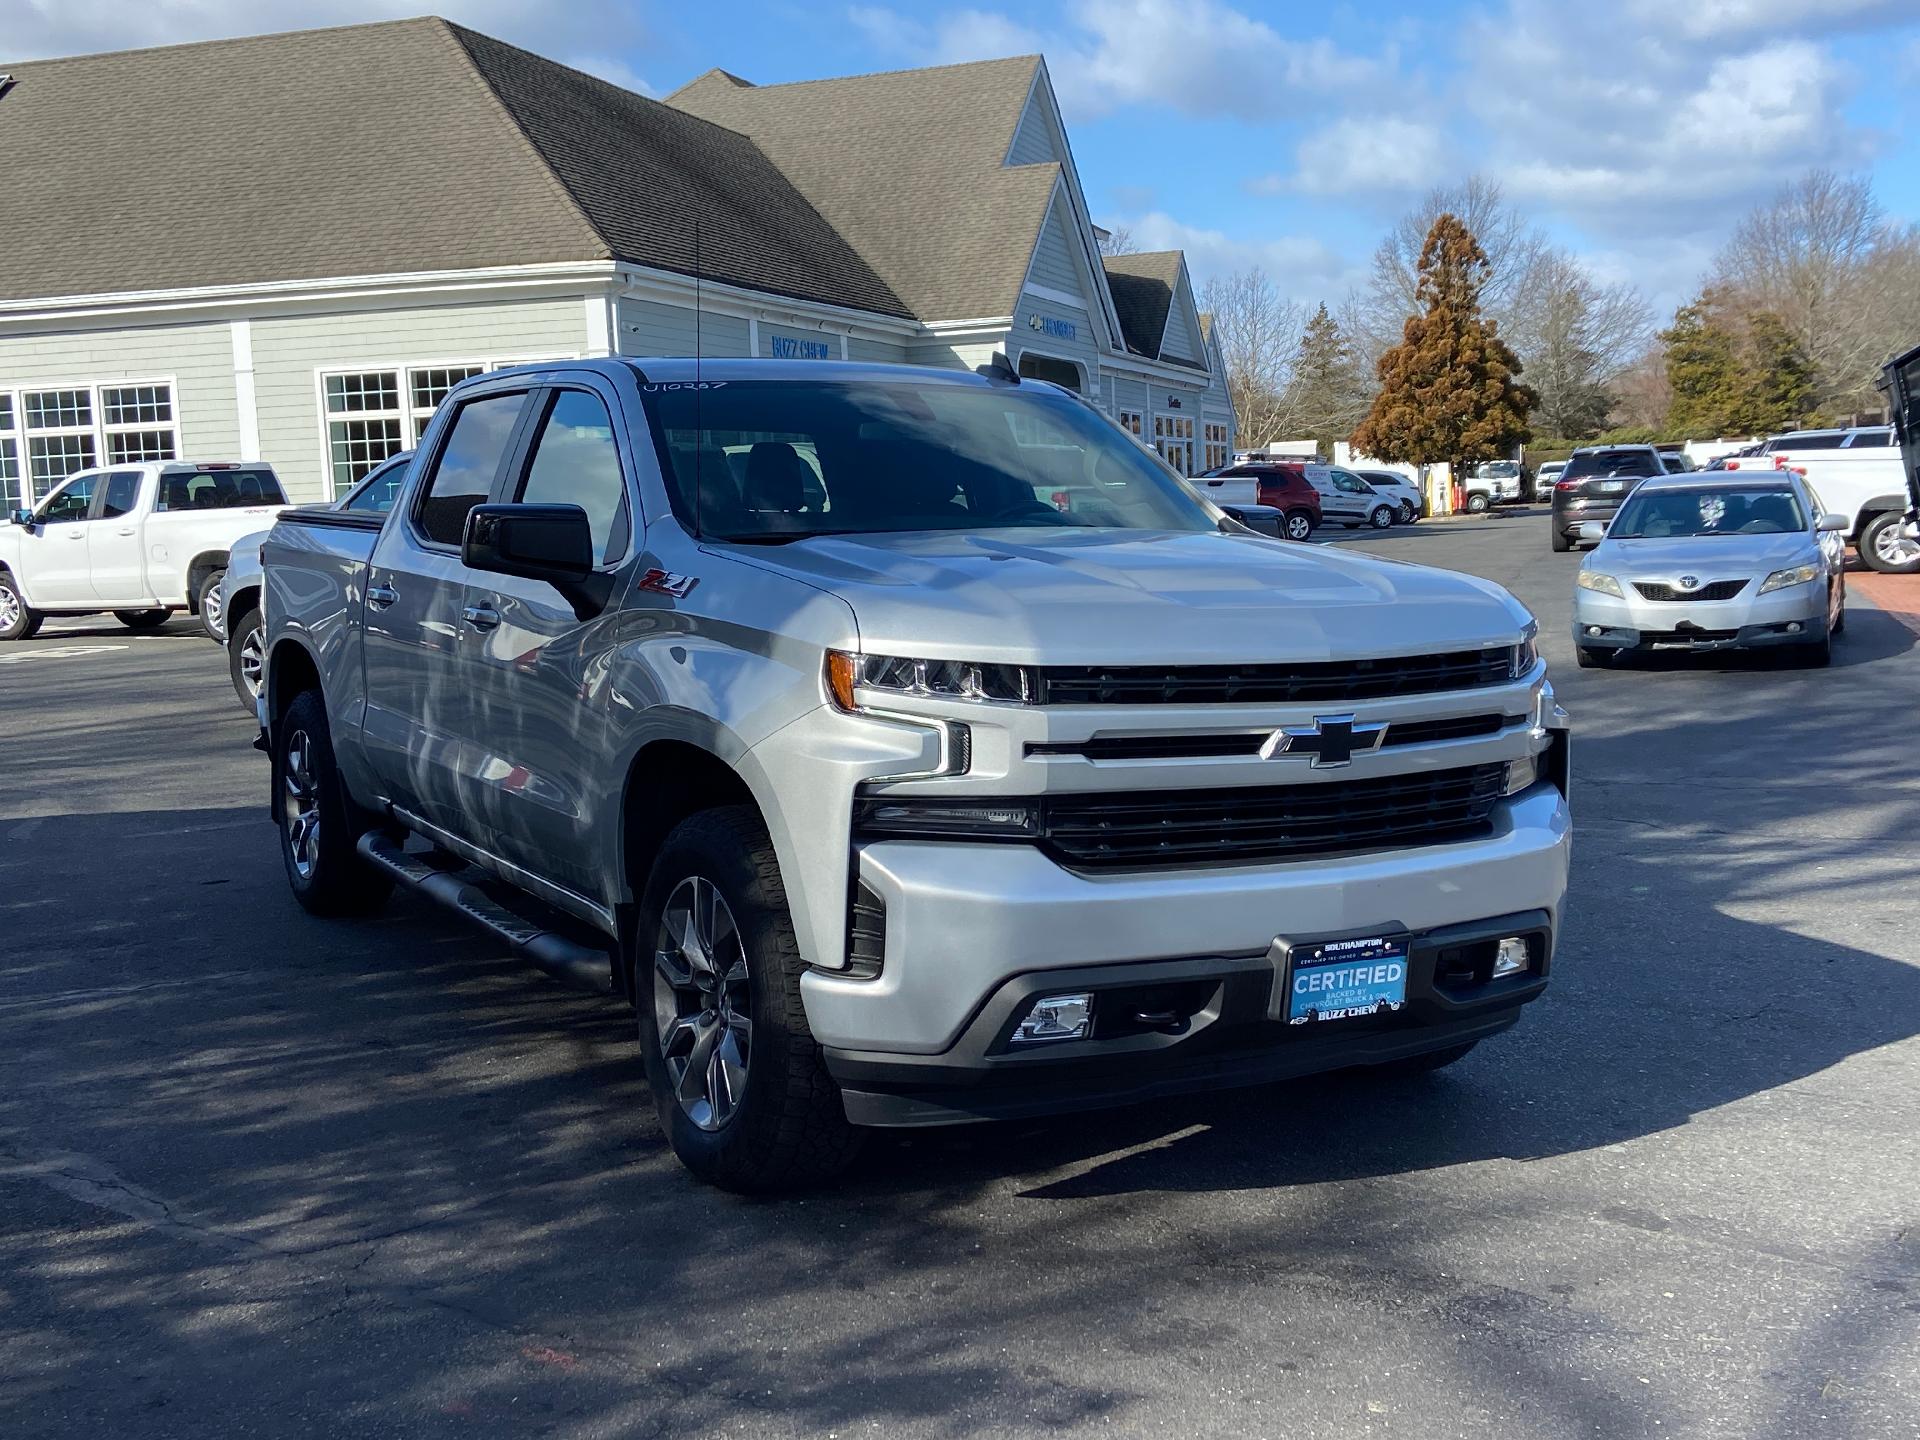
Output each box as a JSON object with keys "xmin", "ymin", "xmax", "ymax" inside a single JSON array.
[
  {"xmin": 1194, "ymin": 463, "xmax": 1323, "ymax": 540},
  {"xmin": 1549, "ymin": 445, "xmax": 1665, "ymax": 551}
]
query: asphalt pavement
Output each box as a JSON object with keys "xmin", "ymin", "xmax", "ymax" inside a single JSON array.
[{"xmin": 2, "ymin": 510, "xmax": 1917, "ymax": 1439}]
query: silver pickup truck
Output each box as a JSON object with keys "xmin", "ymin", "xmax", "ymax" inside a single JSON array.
[{"xmin": 260, "ymin": 358, "xmax": 1571, "ymax": 1191}]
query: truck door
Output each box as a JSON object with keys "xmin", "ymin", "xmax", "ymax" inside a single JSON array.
[
  {"xmin": 361, "ymin": 387, "xmax": 535, "ymax": 832},
  {"xmin": 455, "ymin": 381, "xmax": 636, "ymax": 901},
  {"xmin": 85, "ymin": 471, "xmax": 149, "ymax": 604},
  {"xmin": 19, "ymin": 473, "xmax": 104, "ymax": 606}
]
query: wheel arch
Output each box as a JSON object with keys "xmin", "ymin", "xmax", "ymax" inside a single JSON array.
[
  {"xmin": 185, "ymin": 550, "xmax": 231, "ymax": 613},
  {"xmin": 1854, "ymin": 496, "xmax": 1908, "ymax": 536}
]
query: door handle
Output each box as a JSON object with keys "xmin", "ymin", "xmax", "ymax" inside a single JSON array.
[
  {"xmin": 366, "ymin": 582, "xmax": 399, "ymax": 610},
  {"xmin": 461, "ymin": 603, "xmax": 501, "ymax": 632},
  {"xmin": 66, "ymin": 531, "xmax": 86, "ymax": 540},
  {"xmin": 116, "ymin": 527, "xmax": 136, "ymax": 536}
]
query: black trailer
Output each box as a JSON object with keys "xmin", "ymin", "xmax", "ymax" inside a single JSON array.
[{"xmin": 1874, "ymin": 343, "xmax": 1920, "ymax": 572}]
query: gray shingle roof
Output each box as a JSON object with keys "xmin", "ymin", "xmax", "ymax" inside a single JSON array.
[
  {"xmin": 1101, "ymin": 251, "xmax": 1183, "ymax": 359},
  {"xmin": 668, "ymin": 56, "xmax": 1059, "ymax": 322},
  {"xmin": 0, "ymin": 17, "xmax": 906, "ymax": 315}
]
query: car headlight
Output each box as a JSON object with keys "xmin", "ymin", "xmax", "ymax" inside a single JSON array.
[
  {"xmin": 827, "ymin": 651, "xmax": 1033, "ymax": 710},
  {"xmin": 1758, "ymin": 562, "xmax": 1822, "ymax": 594},
  {"xmin": 1510, "ymin": 622, "xmax": 1539, "ymax": 678},
  {"xmin": 1576, "ymin": 571, "xmax": 1623, "ymax": 597}
]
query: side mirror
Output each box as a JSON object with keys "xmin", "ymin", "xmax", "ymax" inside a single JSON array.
[
  {"xmin": 1816, "ymin": 512, "xmax": 1849, "ymax": 533},
  {"xmin": 1577, "ymin": 521, "xmax": 1608, "ymax": 544},
  {"xmin": 11, "ymin": 508, "xmax": 33, "ymax": 527},
  {"xmin": 461, "ymin": 503, "xmax": 609, "ymax": 619}
]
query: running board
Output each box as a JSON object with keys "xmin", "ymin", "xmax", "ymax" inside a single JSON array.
[{"xmin": 356, "ymin": 832, "xmax": 614, "ymax": 994}]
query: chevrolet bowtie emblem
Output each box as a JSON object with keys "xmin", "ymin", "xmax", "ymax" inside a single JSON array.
[{"xmin": 1261, "ymin": 713, "xmax": 1389, "ymax": 768}]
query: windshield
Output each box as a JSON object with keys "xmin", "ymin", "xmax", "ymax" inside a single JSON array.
[
  {"xmin": 1564, "ymin": 449, "xmax": 1661, "ymax": 480},
  {"xmin": 1475, "ymin": 461, "xmax": 1520, "ymax": 478},
  {"xmin": 639, "ymin": 380, "xmax": 1216, "ymax": 542},
  {"xmin": 1609, "ymin": 486, "xmax": 1807, "ymax": 538}
]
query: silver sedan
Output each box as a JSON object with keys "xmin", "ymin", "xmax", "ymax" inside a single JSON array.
[{"xmin": 1571, "ymin": 473, "xmax": 1847, "ymax": 668}]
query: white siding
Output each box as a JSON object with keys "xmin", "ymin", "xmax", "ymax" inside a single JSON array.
[
  {"xmin": 1160, "ymin": 276, "xmax": 1203, "ymax": 365},
  {"xmin": 0, "ymin": 320, "xmax": 239, "ymax": 457},
  {"xmin": 250, "ymin": 295, "xmax": 586, "ymax": 501},
  {"xmin": 1108, "ymin": 375, "xmax": 1149, "ymax": 422},
  {"xmin": 618, "ymin": 298, "xmax": 750, "ymax": 358},
  {"xmin": 847, "ymin": 335, "xmax": 908, "ymax": 364},
  {"xmin": 1026, "ymin": 201, "xmax": 1084, "ymax": 297}
]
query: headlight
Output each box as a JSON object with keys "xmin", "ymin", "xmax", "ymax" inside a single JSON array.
[
  {"xmin": 827, "ymin": 651, "xmax": 1033, "ymax": 710},
  {"xmin": 1576, "ymin": 571, "xmax": 1623, "ymax": 597},
  {"xmin": 853, "ymin": 795, "xmax": 1041, "ymax": 839},
  {"xmin": 1758, "ymin": 562, "xmax": 1822, "ymax": 594},
  {"xmin": 1509, "ymin": 621, "xmax": 1539, "ymax": 678}
]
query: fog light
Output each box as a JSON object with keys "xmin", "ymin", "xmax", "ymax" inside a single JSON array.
[
  {"xmin": 1786, "ymin": 621, "xmax": 1802, "ymax": 634},
  {"xmin": 1586, "ymin": 625, "xmax": 1602, "ymax": 636},
  {"xmin": 1012, "ymin": 992, "xmax": 1094, "ymax": 1044},
  {"xmin": 1492, "ymin": 937, "xmax": 1530, "ymax": 979}
]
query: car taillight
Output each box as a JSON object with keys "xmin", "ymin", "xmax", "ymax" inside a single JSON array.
[{"xmin": 1554, "ymin": 479, "xmax": 1578, "ymax": 492}]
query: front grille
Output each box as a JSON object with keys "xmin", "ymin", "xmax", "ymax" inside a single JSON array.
[
  {"xmin": 1026, "ymin": 714, "xmax": 1521, "ymax": 762},
  {"xmin": 1034, "ymin": 648, "xmax": 1513, "ymax": 705},
  {"xmin": 1040, "ymin": 763, "xmax": 1507, "ymax": 869},
  {"xmin": 1633, "ymin": 580, "xmax": 1748, "ymax": 602}
]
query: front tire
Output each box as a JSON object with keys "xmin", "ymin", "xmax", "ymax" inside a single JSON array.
[
  {"xmin": 1368, "ymin": 504, "xmax": 1395, "ymax": 529},
  {"xmin": 1465, "ymin": 492, "xmax": 1490, "ymax": 514},
  {"xmin": 198, "ymin": 570, "xmax": 228, "ymax": 641},
  {"xmin": 1284, "ymin": 509, "xmax": 1314, "ymax": 542},
  {"xmin": 115, "ymin": 609, "xmax": 169, "ymax": 631},
  {"xmin": 1859, "ymin": 510, "xmax": 1920, "ymax": 574},
  {"xmin": 228, "ymin": 606, "xmax": 265, "ymax": 710},
  {"xmin": 0, "ymin": 575, "xmax": 43, "ymax": 641},
  {"xmin": 637, "ymin": 806, "xmax": 860, "ymax": 1192},
  {"xmin": 1575, "ymin": 645, "xmax": 1611, "ymax": 669},
  {"xmin": 275, "ymin": 689, "xmax": 394, "ymax": 917}
]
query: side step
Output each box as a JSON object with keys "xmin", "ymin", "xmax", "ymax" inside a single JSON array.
[{"xmin": 357, "ymin": 832, "xmax": 614, "ymax": 994}]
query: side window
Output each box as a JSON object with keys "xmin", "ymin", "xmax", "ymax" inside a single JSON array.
[
  {"xmin": 416, "ymin": 392, "xmax": 526, "ymax": 547},
  {"xmin": 100, "ymin": 471, "xmax": 141, "ymax": 518},
  {"xmin": 39, "ymin": 474, "xmax": 100, "ymax": 522},
  {"xmin": 342, "ymin": 456, "xmax": 409, "ymax": 515},
  {"xmin": 515, "ymin": 390, "xmax": 631, "ymax": 565}
]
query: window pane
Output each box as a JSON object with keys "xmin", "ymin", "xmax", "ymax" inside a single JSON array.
[
  {"xmin": 325, "ymin": 372, "xmax": 400, "ymax": 415},
  {"xmin": 155, "ymin": 468, "xmax": 286, "ymax": 512},
  {"xmin": 517, "ymin": 390, "xmax": 629, "ymax": 564},
  {"xmin": 341, "ymin": 454, "xmax": 411, "ymax": 515},
  {"xmin": 24, "ymin": 389, "xmax": 92, "ymax": 429},
  {"xmin": 1, "ymin": 438, "xmax": 20, "ymax": 510},
  {"xmin": 0, "ymin": 395, "xmax": 14, "ymax": 431},
  {"xmin": 107, "ymin": 430, "xmax": 178, "ymax": 464},
  {"xmin": 28, "ymin": 433, "xmax": 96, "ymax": 492},
  {"xmin": 39, "ymin": 473, "xmax": 99, "ymax": 521},
  {"xmin": 410, "ymin": 365, "xmax": 485, "ymax": 415},
  {"xmin": 101, "ymin": 384, "xmax": 173, "ymax": 426},
  {"xmin": 417, "ymin": 393, "xmax": 525, "ymax": 546},
  {"xmin": 328, "ymin": 418, "xmax": 404, "ymax": 495},
  {"xmin": 100, "ymin": 471, "xmax": 141, "ymax": 518}
]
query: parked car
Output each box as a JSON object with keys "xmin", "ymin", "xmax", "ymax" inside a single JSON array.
[
  {"xmin": 1727, "ymin": 427, "xmax": 1915, "ymax": 573},
  {"xmin": 1464, "ymin": 461, "xmax": 1524, "ymax": 512},
  {"xmin": 1536, "ymin": 461, "xmax": 1567, "ymax": 490},
  {"xmin": 0, "ymin": 461, "xmax": 287, "ymax": 641},
  {"xmin": 1549, "ymin": 445, "xmax": 1667, "ymax": 552},
  {"xmin": 1572, "ymin": 473, "xmax": 1846, "ymax": 668},
  {"xmin": 1347, "ymin": 468, "xmax": 1425, "ymax": 525},
  {"xmin": 1194, "ymin": 462, "xmax": 1322, "ymax": 539},
  {"xmin": 1658, "ymin": 451, "xmax": 1697, "ymax": 473},
  {"xmin": 259, "ymin": 359, "xmax": 1569, "ymax": 1190},
  {"xmin": 1309, "ymin": 466, "xmax": 1398, "ymax": 529},
  {"xmin": 216, "ymin": 452, "xmax": 414, "ymax": 708}
]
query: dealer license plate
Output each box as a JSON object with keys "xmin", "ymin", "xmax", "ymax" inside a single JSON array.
[
  {"xmin": 1600, "ymin": 479, "xmax": 1628, "ymax": 494},
  {"xmin": 1284, "ymin": 935, "xmax": 1409, "ymax": 1024}
]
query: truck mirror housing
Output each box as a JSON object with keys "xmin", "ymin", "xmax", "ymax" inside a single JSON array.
[
  {"xmin": 11, "ymin": 508, "xmax": 32, "ymax": 527},
  {"xmin": 463, "ymin": 503, "xmax": 594, "ymax": 584}
]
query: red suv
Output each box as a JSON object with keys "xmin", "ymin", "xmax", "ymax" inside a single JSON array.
[{"xmin": 1194, "ymin": 463, "xmax": 1322, "ymax": 541}]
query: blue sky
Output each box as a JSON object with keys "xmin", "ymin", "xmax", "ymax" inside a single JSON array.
[{"xmin": 11, "ymin": 0, "xmax": 1920, "ymax": 317}]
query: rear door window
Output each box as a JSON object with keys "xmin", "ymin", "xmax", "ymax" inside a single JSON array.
[
  {"xmin": 100, "ymin": 471, "xmax": 142, "ymax": 518},
  {"xmin": 416, "ymin": 392, "xmax": 527, "ymax": 547}
]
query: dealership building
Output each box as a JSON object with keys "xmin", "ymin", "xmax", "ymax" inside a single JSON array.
[{"xmin": 0, "ymin": 18, "xmax": 1234, "ymax": 508}]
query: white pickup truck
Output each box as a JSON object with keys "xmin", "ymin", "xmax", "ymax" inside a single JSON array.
[
  {"xmin": 1721, "ymin": 428, "xmax": 1915, "ymax": 573},
  {"xmin": 0, "ymin": 461, "xmax": 288, "ymax": 640}
]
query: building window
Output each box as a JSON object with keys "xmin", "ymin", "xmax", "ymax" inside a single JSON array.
[
  {"xmin": 1, "ymin": 380, "xmax": 178, "ymax": 503},
  {"xmin": 1204, "ymin": 422, "xmax": 1229, "ymax": 472},
  {"xmin": 1118, "ymin": 409, "xmax": 1143, "ymax": 439},
  {"xmin": 321, "ymin": 361, "xmax": 564, "ymax": 496},
  {"xmin": 410, "ymin": 366, "xmax": 485, "ymax": 442},
  {"xmin": 1153, "ymin": 414, "xmax": 1195, "ymax": 475}
]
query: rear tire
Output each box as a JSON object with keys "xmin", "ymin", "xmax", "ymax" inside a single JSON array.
[
  {"xmin": 0, "ymin": 576, "xmax": 43, "ymax": 641},
  {"xmin": 274, "ymin": 689, "xmax": 394, "ymax": 917},
  {"xmin": 637, "ymin": 806, "xmax": 861, "ymax": 1192},
  {"xmin": 1284, "ymin": 510, "xmax": 1314, "ymax": 542},
  {"xmin": 1858, "ymin": 510, "xmax": 1920, "ymax": 574},
  {"xmin": 228, "ymin": 606, "xmax": 264, "ymax": 711},
  {"xmin": 197, "ymin": 570, "xmax": 228, "ymax": 641},
  {"xmin": 1550, "ymin": 527, "xmax": 1572, "ymax": 552},
  {"xmin": 114, "ymin": 609, "xmax": 169, "ymax": 631}
]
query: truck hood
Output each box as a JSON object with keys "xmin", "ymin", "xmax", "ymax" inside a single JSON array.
[
  {"xmin": 738, "ymin": 528, "xmax": 1530, "ymax": 663},
  {"xmin": 1593, "ymin": 534, "xmax": 1816, "ymax": 576}
]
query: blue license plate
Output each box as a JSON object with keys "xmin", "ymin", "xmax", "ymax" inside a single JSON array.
[{"xmin": 1286, "ymin": 935, "xmax": 1408, "ymax": 1024}]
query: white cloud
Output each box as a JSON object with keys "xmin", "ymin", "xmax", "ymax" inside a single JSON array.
[
  {"xmin": 2, "ymin": 0, "xmax": 653, "ymax": 90},
  {"xmin": 1114, "ymin": 210, "xmax": 1364, "ymax": 304},
  {"xmin": 1621, "ymin": 0, "xmax": 1915, "ymax": 43},
  {"xmin": 1252, "ymin": 116, "xmax": 1450, "ymax": 197},
  {"xmin": 848, "ymin": 0, "xmax": 1380, "ymax": 120}
]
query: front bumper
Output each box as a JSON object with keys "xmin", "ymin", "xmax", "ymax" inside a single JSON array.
[{"xmin": 1572, "ymin": 580, "xmax": 1826, "ymax": 650}]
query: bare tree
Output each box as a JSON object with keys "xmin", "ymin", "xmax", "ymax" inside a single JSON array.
[
  {"xmin": 1606, "ymin": 344, "xmax": 1672, "ymax": 431},
  {"xmin": 1519, "ymin": 251, "xmax": 1653, "ymax": 439},
  {"xmin": 1199, "ymin": 268, "xmax": 1304, "ymax": 449},
  {"xmin": 1712, "ymin": 171, "xmax": 1920, "ymax": 415},
  {"xmin": 1096, "ymin": 225, "xmax": 1137, "ymax": 257}
]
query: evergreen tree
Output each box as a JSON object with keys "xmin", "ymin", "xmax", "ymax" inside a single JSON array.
[
  {"xmin": 1286, "ymin": 303, "xmax": 1370, "ymax": 452},
  {"xmin": 1662, "ymin": 289, "xmax": 1818, "ymax": 438},
  {"xmin": 1350, "ymin": 214, "xmax": 1535, "ymax": 490}
]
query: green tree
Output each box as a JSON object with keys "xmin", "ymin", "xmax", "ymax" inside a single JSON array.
[
  {"xmin": 1350, "ymin": 214, "xmax": 1535, "ymax": 488},
  {"xmin": 1285, "ymin": 303, "xmax": 1370, "ymax": 452},
  {"xmin": 1662, "ymin": 289, "xmax": 1818, "ymax": 438}
]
